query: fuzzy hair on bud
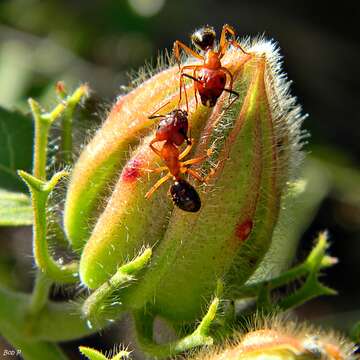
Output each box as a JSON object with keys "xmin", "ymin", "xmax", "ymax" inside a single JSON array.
[
  {"xmin": 64, "ymin": 36, "xmax": 308, "ymax": 325},
  {"xmin": 188, "ymin": 314, "xmax": 357, "ymax": 360}
]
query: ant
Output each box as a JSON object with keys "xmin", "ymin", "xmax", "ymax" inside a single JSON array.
[
  {"xmin": 145, "ymin": 105, "xmax": 212, "ymax": 212},
  {"xmin": 173, "ymin": 24, "xmax": 248, "ymax": 110}
]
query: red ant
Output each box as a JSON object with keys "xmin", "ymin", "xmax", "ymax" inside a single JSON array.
[
  {"xmin": 145, "ymin": 106, "xmax": 212, "ymax": 212},
  {"xmin": 173, "ymin": 24, "xmax": 248, "ymax": 110}
]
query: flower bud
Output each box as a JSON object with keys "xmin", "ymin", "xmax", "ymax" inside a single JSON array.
[
  {"xmin": 64, "ymin": 66, "xmax": 192, "ymax": 251},
  {"xmin": 188, "ymin": 317, "xmax": 356, "ymax": 360},
  {"xmin": 64, "ymin": 38, "xmax": 306, "ymax": 324}
]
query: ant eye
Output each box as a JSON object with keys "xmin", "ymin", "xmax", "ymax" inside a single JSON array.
[{"xmin": 191, "ymin": 25, "xmax": 216, "ymax": 51}]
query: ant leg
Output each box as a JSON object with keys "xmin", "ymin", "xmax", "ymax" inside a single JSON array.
[
  {"xmin": 178, "ymin": 65, "xmax": 202, "ymax": 112},
  {"xmin": 180, "ymin": 73, "xmax": 189, "ymax": 113},
  {"xmin": 180, "ymin": 72, "xmax": 203, "ymax": 111},
  {"xmin": 145, "ymin": 173, "xmax": 172, "ymax": 199},
  {"xmin": 148, "ymin": 115, "xmax": 166, "ymax": 120},
  {"xmin": 193, "ymin": 67, "xmax": 199, "ymax": 108},
  {"xmin": 149, "ymin": 140, "xmax": 162, "ymax": 157},
  {"xmin": 219, "ymin": 24, "xmax": 234, "ymax": 56},
  {"xmin": 185, "ymin": 168, "xmax": 206, "ymax": 183},
  {"xmin": 223, "ymin": 88, "xmax": 240, "ymax": 110},
  {"xmin": 219, "ymin": 66, "xmax": 239, "ymax": 106},
  {"xmin": 185, "ymin": 160, "xmax": 218, "ymax": 184},
  {"xmin": 220, "ymin": 67, "xmax": 234, "ymax": 90},
  {"xmin": 179, "ymin": 140, "xmax": 194, "ymax": 160},
  {"xmin": 173, "ymin": 40, "xmax": 203, "ymax": 68},
  {"xmin": 143, "ymin": 166, "xmax": 168, "ymax": 174},
  {"xmin": 181, "ymin": 147, "xmax": 213, "ymax": 167},
  {"xmin": 181, "ymin": 155, "xmax": 206, "ymax": 167},
  {"xmin": 218, "ymin": 24, "xmax": 248, "ymax": 57},
  {"xmin": 182, "ymin": 73, "xmax": 202, "ymax": 84},
  {"xmin": 228, "ymin": 39, "xmax": 249, "ymax": 55},
  {"xmin": 148, "ymin": 101, "xmax": 171, "ymax": 119}
]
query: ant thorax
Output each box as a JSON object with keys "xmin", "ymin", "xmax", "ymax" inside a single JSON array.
[{"xmin": 174, "ymin": 24, "xmax": 246, "ymax": 111}]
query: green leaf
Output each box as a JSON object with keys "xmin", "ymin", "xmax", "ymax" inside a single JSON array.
[
  {"xmin": 0, "ymin": 189, "xmax": 32, "ymax": 226},
  {"xmin": 0, "ymin": 106, "xmax": 33, "ymax": 192}
]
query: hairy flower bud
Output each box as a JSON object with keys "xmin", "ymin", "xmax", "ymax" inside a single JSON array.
[
  {"xmin": 64, "ymin": 38, "xmax": 306, "ymax": 324},
  {"xmin": 188, "ymin": 317, "xmax": 356, "ymax": 360}
]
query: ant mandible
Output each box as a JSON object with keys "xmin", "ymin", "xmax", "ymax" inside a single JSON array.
[
  {"xmin": 173, "ymin": 24, "xmax": 248, "ymax": 111},
  {"xmin": 145, "ymin": 105, "xmax": 212, "ymax": 212}
]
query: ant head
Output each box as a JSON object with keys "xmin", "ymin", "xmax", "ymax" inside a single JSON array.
[
  {"xmin": 171, "ymin": 108, "xmax": 188, "ymax": 121},
  {"xmin": 191, "ymin": 25, "xmax": 216, "ymax": 51},
  {"xmin": 171, "ymin": 109, "xmax": 189, "ymax": 146},
  {"xmin": 155, "ymin": 108, "xmax": 189, "ymax": 146}
]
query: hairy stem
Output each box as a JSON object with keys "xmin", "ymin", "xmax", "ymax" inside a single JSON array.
[
  {"xmin": 19, "ymin": 171, "xmax": 79, "ymax": 284},
  {"xmin": 28, "ymin": 270, "xmax": 53, "ymax": 315},
  {"xmin": 82, "ymin": 248, "xmax": 152, "ymax": 322},
  {"xmin": 0, "ymin": 285, "xmax": 102, "ymax": 342},
  {"xmin": 29, "ymin": 98, "xmax": 65, "ymax": 180},
  {"xmin": 237, "ymin": 232, "xmax": 337, "ymax": 299},
  {"xmin": 133, "ymin": 296, "xmax": 219, "ymax": 359}
]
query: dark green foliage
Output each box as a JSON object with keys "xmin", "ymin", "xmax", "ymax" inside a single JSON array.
[{"xmin": 0, "ymin": 106, "xmax": 33, "ymax": 192}]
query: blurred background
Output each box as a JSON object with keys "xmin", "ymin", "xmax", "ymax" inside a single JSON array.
[{"xmin": 0, "ymin": 0, "xmax": 359, "ymax": 358}]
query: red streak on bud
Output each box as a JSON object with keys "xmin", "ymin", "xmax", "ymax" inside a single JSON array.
[
  {"xmin": 55, "ymin": 81, "xmax": 66, "ymax": 96},
  {"xmin": 235, "ymin": 219, "xmax": 253, "ymax": 241},
  {"xmin": 121, "ymin": 158, "xmax": 143, "ymax": 182}
]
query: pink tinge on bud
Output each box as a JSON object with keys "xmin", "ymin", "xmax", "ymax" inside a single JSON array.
[{"xmin": 121, "ymin": 158, "xmax": 144, "ymax": 183}]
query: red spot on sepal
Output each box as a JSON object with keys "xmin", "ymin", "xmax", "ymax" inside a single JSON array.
[
  {"xmin": 121, "ymin": 158, "xmax": 143, "ymax": 182},
  {"xmin": 235, "ymin": 219, "xmax": 253, "ymax": 241}
]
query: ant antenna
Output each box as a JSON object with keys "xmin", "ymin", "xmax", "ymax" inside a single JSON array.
[{"xmin": 148, "ymin": 101, "xmax": 171, "ymax": 119}]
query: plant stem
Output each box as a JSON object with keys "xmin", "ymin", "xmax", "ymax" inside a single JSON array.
[
  {"xmin": 29, "ymin": 99, "xmax": 65, "ymax": 180},
  {"xmin": 237, "ymin": 233, "xmax": 336, "ymax": 298},
  {"xmin": 0, "ymin": 85, "xmax": 89, "ymax": 358},
  {"xmin": 238, "ymin": 263, "xmax": 308, "ymax": 297},
  {"xmin": 33, "ymin": 119, "xmax": 50, "ymax": 180},
  {"xmin": 0, "ymin": 285, "xmax": 102, "ymax": 342},
  {"xmin": 19, "ymin": 170, "xmax": 79, "ymax": 283},
  {"xmin": 133, "ymin": 296, "xmax": 219, "ymax": 359},
  {"xmin": 277, "ymin": 233, "xmax": 337, "ymax": 310},
  {"xmin": 24, "ymin": 95, "xmax": 82, "ymax": 285},
  {"xmin": 29, "ymin": 270, "xmax": 53, "ymax": 315},
  {"xmin": 82, "ymin": 248, "xmax": 152, "ymax": 322},
  {"xmin": 278, "ymin": 272, "xmax": 336, "ymax": 310},
  {"xmin": 28, "ymin": 99, "xmax": 69, "ymax": 311},
  {"xmin": 60, "ymin": 84, "xmax": 88, "ymax": 164}
]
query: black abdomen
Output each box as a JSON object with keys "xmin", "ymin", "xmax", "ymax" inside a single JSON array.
[{"xmin": 170, "ymin": 179, "xmax": 201, "ymax": 212}]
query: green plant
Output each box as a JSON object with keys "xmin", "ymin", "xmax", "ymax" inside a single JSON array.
[{"xmin": 0, "ymin": 37, "xmax": 357, "ymax": 360}]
